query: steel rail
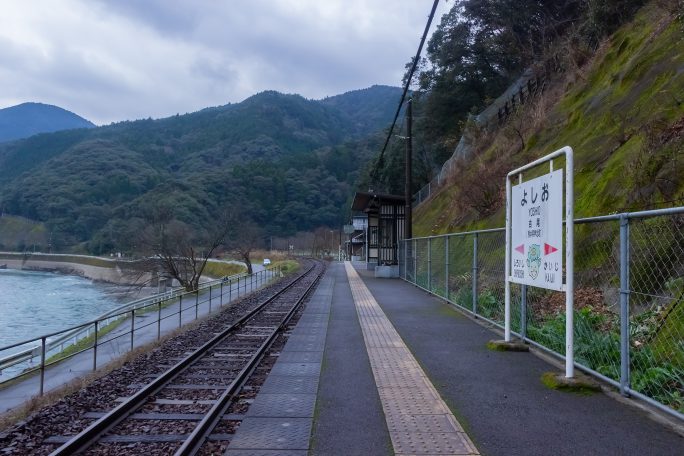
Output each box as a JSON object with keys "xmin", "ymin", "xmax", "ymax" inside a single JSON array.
[
  {"xmin": 175, "ymin": 264, "xmax": 322, "ymax": 455},
  {"xmin": 48, "ymin": 262, "xmax": 317, "ymax": 456}
]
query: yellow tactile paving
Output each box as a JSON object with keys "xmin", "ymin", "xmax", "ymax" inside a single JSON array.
[{"xmin": 344, "ymin": 262, "xmax": 480, "ymax": 456}]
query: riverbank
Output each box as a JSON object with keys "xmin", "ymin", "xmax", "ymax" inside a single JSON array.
[{"xmin": 0, "ymin": 252, "xmax": 152, "ymax": 286}]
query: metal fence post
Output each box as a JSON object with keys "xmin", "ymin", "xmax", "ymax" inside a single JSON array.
[
  {"xmin": 209, "ymin": 285, "xmax": 212, "ymax": 314},
  {"xmin": 445, "ymin": 236, "xmax": 450, "ymax": 300},
  {"xmin": 413, "ymin": 238, "xmax": 417, "ymax": 284},
  {"xmin": 179, "ymin": 294, "xmax": 183, "ymax": 328},
  {"xmin": 39, "ymin": 336, "xmax": 46, "ymax": 396},
  {"xmin": 428, "ymin": 237, "xmax": 432, "ymax": 292},
  {"xmin": 93, "ymin": 321, "xmax": 98, "ymax": 371},
  {"xmin": 195, "ymin": 290, "xmax": 199, "ymax": 319},
  {"xmin": 157, "ymin": 301, "xmax": 162, "ymax": 340},
  {"xmin": 237, "ymin": 277, "xmax": 240, "ymax": 298},
  {"xmin": 229, "ymin": 279, "xmax": 233, "ymax": 302},
  {"xmin": 130, "ymin": 309, "xmax": 135, "ymax": 351},
  {"xmin": 521, "ymin": 285, "xmax": 527, "ymax": 339},
  {"xmin": 472, "ymin": 233, "xmax": 479, "ymax": 315},
  {"xmin": 620, "ymin": 215, "xmax": 631, "ymax": 396},
  {"xmin": 404, "ymin": 240, "xmax": 408, "ymax": 280}
]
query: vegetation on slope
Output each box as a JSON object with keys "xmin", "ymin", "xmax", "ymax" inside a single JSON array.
[
  {"xmin": 362, "ymin": 0, "xmax": 651, "ymax": 195},
  {"xmin": 0, "ymin": 86, "xmax": 400, "ymax": 253},
  {"xmin": 413, "ymin": 2, "xmax": 684, "ymax": 235}
]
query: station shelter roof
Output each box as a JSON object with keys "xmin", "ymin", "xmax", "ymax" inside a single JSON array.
[{"xmin": 351, "ymin": 192, "xmax": 405, "ymax": 214}]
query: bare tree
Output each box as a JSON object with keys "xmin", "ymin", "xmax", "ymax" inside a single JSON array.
[
  {"xmin": 138, "ymin": 206, "xmax": 228, "ymax": 291},
  {"xmin": 223, "ymin": 216, "xmax": 264, "ymax": 274}
]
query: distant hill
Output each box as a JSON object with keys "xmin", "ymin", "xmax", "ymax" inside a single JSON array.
[
  {"xmin": 0, "ymin": 86, "xmax": 397, "ymax": 253},
  {"xmin": 320, "ymin": 85, "xmax": 402, "ymax": 134},
  {"xmin": 0, "ymin": 102, "xmax": 94, "ymax": 143}
]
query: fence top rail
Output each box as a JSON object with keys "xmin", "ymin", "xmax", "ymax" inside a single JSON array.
[
  {"xmin": 408, "ymin": 227, "xmax": 505, "ymax": 241},
  {"xmin": 404, "ymin": 206, "xmax": 684, "ymax": 242},
  {"xmin": 575, "ymin": 206, "xmax": 684, "ymax": 223}
]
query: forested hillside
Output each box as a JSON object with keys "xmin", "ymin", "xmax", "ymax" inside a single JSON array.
[{"xmin": 0, "ymin": 86, "xmax": 400, "ymax": 252}]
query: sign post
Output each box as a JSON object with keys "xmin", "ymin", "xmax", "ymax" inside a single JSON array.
[
  {"xmin": 505, "ymin": 146, "xmax": 574, "ymax": 377},
  {"xmin": 344, "ymin": 224, "xmax": 355, "ymax": 260}
]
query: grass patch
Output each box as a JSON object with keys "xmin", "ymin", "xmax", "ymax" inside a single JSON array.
[
  {"xmin": 45, "ymin": 318, "xmax": 125, "ymax": 365},
  {"xmin": 203, "ymin": 260, "xmax": 246, "ymax": 278},
  {"xmin": 276, "ymin": 260, "xmax": 300, "ymax": 275}
]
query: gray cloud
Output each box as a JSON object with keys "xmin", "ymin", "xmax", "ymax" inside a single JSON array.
[{"xmin": 0, "ymin": 0, "xmax": 450, "ymax": 124}]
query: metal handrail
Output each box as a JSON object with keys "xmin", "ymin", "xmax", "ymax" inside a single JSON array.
[{"xmin": 0, "ymin": 269, "xmax": 254, "ymax": 374}]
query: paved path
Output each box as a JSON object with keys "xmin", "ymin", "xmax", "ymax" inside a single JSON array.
[
  {"xmin": 344, "ymin": 261, "xmax": 478, "ymax": 455},
  {"xmin": 355, "ymin": 263, "xmax": 683, "ymax": 455},
  {"xmin": 311, "ymin": 263, "xmax": 390, "ymax": 455},
  {"xmin": 0, "ymin": 271, "xmax": 274, "ymax": 413},
  {"xmin": 226, "ymin": 269, "xmax": 334, "ymax": 455}
]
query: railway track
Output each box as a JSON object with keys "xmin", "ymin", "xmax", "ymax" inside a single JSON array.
[{"xmin": 39, "ymin": 260, "xmax": 324, "ymax": 455}]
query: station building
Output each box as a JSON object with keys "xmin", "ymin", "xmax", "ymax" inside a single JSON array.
[{"xmin": 350, "ymin": 191, "xmax": 406, "ymax": 277}]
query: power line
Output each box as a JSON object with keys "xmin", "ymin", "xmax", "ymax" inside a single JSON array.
[{"xmin": 370, "ymin": 0, "xmax": 440, "ymax": 186}]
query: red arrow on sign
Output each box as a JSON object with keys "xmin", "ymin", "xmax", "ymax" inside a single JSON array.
[
  {"xmin": 515, "ymin": 244, "xmax": 524, "ymax": 254},
  {"xmin": 544, "ymin": 243, "xmax": 558, "ymax": 255}
]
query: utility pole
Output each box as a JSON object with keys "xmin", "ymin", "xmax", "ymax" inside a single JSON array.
[{"xmin": 405, "ymin": 98, "xmax": 413, "ymax": 240}]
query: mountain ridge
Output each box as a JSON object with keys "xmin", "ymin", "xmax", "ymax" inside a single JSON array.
[
  {"xmin": 0, "ymin": 85, "xmax": 400, "ymax": 252},
  {"xmin": 0, "ymin": 102, "xmax": 94, "ymax": 143}
]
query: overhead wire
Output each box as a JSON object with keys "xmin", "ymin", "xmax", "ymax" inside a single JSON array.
[{"xmin": 369, "ymin": 0, "xmax": 440, "ymax": 188}]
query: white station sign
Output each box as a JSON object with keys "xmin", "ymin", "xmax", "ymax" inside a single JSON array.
[{"xmin": 510, "ymin": 169, "xmax": 563, "ymax": 291}]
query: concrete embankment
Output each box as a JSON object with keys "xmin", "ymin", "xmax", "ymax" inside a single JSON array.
[{"xmin": 0, "ymin": 253, "xmax": 153, "ymax": 286}]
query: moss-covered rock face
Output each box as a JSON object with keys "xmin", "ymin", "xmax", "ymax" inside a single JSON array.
[{"xmin": 414, "ymin": 3, "xmax": 684, "ymax": 237}]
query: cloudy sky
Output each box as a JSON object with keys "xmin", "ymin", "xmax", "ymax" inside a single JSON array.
[{"xmin": 1, "ymin": 0, "xmax": 450, "ymax": 125}]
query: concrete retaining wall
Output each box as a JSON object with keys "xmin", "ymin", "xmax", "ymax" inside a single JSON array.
[{"xmin": 0, "ymin": 254, "xmax": 152, "ymax": 285}]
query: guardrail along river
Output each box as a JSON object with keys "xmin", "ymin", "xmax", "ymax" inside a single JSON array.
[{"xmin": 0, "ymin": 269, "xmax": 128, "ymax": 348}]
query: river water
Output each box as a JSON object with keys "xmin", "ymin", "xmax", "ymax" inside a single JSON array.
[{"xmin": 0, "ymin": 269, "xmax": 129, "ymax": 348}]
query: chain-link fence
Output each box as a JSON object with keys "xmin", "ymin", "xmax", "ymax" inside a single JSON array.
[{"xmin": 401, "ymin": 208, "xmax": 684, "ymax": 421}]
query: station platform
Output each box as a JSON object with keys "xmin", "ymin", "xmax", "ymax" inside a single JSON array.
[{"xmin": 227, "ymin": 261, "xmax": 683, "ymax": 455}]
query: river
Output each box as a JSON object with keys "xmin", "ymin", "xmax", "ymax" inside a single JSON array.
[{"xmin": 0, "ymin": 269, "xmax": 131, "ymax": 348}]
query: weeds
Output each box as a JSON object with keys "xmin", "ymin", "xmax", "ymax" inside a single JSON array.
[{"xmin": 527, "ymin": 305, "xmax": 683, "ymax": 412}]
